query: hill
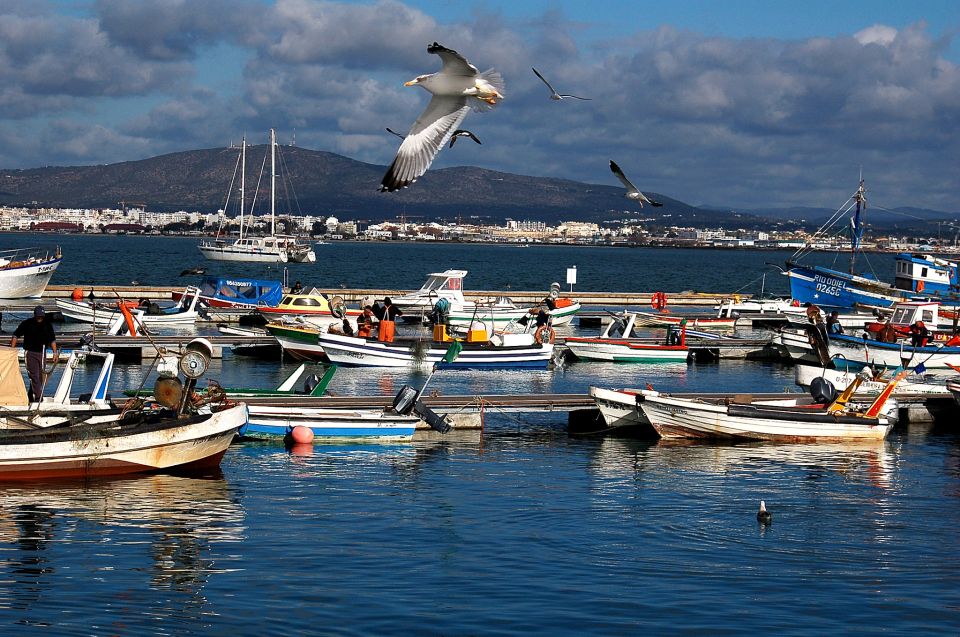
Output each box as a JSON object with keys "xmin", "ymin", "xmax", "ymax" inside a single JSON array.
[{"xmin": 0, "ymin": 145, "xmax": 761, "ymax": 227}]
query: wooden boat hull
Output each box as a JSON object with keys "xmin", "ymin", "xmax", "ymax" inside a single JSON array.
[
  {"xmin": 0, "ymin": 404, "xmax": 246, "ymax": 480},
  {"xmin": 447, "ymin": 302, "xmax": 581, "ymax": 328},
  {"xmin": 589, "ymin": 386, "xmax": 657, "ymax": 436},
  {"xmin": 631, "ymin": 311, "xmax": 737, "ymax": 330},
  {"xmin": 55, "ymin": 299, "xmax": 199, "ymax": 326},
  {"xmin": 637, "ymin": 391, "xmax": 893, "ymax": 442},
  {"xmin": 243, "ymin": 405, "xmax": 417, "ymax": 441}
]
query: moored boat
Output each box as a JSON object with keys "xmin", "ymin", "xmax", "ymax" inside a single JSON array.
[
  {"xmin": 172, "ymin": 276, "xmax": 283, "ymax": 309},
  {"xmin": 565, "ymin": 312, "xmax": 690, "ymax": 362},
  {"xmin": 57, "ymin": 287, "xmax": 203, "ymax": 327},
  {"xmin": 0, "ymin": 247, "xmax": 62, "ymax": 299}
]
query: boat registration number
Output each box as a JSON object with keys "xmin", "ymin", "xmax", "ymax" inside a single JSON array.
[
  {"xmin": 814, "ymin": 275, "xmax": 846, "ymax": 297},
  {"xmin": 36, "ymin": 264, "xmax": 56, "ymax": 273}
]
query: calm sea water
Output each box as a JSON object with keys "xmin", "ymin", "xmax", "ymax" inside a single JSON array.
[{"xmin": 1, "ymin": 233, "xmax": 957, "ymax": 635}]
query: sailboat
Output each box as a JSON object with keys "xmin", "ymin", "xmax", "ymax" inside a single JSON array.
[{"xmin": 199, "ymin": 129, "xmax": 316, "ymax": 263}]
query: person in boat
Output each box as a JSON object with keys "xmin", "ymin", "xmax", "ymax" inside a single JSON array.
[
  {"xmin": 328, "ymin": 318, "xmax": 355, "ymax": 337},
  {"xmin": 827, "ymin": 311, "xmax": 844, "ymax": 335},
  {"xmin": 804, "ymin": 302, "xmax": 823, "ymax": 325},
  {"xmin": 291, "ymin": 281, "xmax": 304, "ymax": 294},
  {"xmin": 10, "ymin": 306, "xmax": 58, "ymax": 402},
  {"xmin": 356, "ymin": 305, "xmax": 375, "ymax": 338},
  {"xmin": 878, "ymin": 319, "xmax": 899, "ymax": 343},
  {"xmin": 910, "ymin": 321, "xmax": 930, "ymax": 347},
  {"xmin": 377, "ymin": 297, "xmax": 402, "ymax": 343}
]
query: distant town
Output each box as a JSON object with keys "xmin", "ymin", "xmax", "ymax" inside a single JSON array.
[{"xmin": 2, "ymin": 205, "xmax": 954, "ymax": 253}]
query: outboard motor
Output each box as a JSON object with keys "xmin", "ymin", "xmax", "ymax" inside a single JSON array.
[
  {"xmin": 809, "ymin": 377, "xmax": 838, "ymax": 404},
  {"xmin": 414, "ymin": 400, "xmax": 452, "ymax": 434},
  {"xmin": 392, "ymin": 384, "xmax": 418, "ymax": 415},
  {"xmin": 303, "ymin": 374, "xmax": 320, "ymax": 394}
]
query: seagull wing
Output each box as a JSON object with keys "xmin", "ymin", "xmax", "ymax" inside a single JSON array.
[
  {"xmin": 428, "ymin": 42, "xmax": 479, "ymax": 76},
  {"xmin": 385, "ymin": 127, "xmax": 405, "ymax": 139},
  {"xmin": 450, "ymin": 129, "xmax": 482, "ymax": 147},
  {"xmin": 532, "ymin": 67, "xmax": 559, "ymax": 96},
  {"xmin": 558, "ymin": 93, "xmax": 591, "ymax": 100},
  {"xmin": 380, "ymin": 96, "xmax": 470, "ymax": 191},
  {"xmin": 609, "ymin": 160, "xmax": 640, "ymax": 195}
]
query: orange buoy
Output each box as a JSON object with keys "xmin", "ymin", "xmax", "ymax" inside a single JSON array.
[
  {"xmin": 72, "ymin": 288, "xmax": 83, "ymax": 301},
  {"xmin": 289, "ymin": 425, "xmax": 314, "ymax": 444}
]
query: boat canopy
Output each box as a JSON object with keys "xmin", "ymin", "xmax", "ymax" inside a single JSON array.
[
  {"xmin": 418, "ymin": 270, "xmax": 467, "ymax": 292},
  {"xmin": 198, "ymin": 276, "xmax": 284, "ymax": 306}
]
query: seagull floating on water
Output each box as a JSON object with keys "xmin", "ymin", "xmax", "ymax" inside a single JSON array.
[
  {"xmin": 532, "ymin": 67, "xmax": 591, "ymax": 101},
  {"xmin": 179, "ymin": 267, "xmax": 207, "ymax": 276},
  {"xmin": 449, "ymin": 129, "xmax": 482, "ymax": 148},
  {"xmin": 379, "ymin": 42, "xmax": 504, "ymax": 192},
  {"xmin": 757, "ymin": 501, "xmax": 773, "ymax": 525},
  {"xmin": 609, "ymin": 160, "xmax": 663, "ymax": 207}
]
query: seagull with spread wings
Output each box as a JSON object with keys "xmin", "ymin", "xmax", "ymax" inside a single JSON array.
[
  {"xmin": 532, "ymin": 67, "xmax": 591, "ymax": 101},
  {"xmin": 379, "ymin": 42, "xmax": 504, "ymax": 192},
  {"xmin": 609, "ymin": 161, "xmax": 663, "ymax": 207},
  {"xmin": 449, "ymin": 129, "xmax": 482, "ymax": 148}
]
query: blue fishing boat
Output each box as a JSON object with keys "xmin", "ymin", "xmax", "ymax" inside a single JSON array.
[
  {"xmin": 784, "ymin": 180, "xmax": 960, "ymax": 309},
  {"xmin": 171, "ymin": 276, "xmax": 284, "ymax": 309},
  {"xmin": 784, "ymin": 179, "xmax": 908, "ymax": 309}
]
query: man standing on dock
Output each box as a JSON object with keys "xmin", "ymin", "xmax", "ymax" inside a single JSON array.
[{"xmin": 10, "ymin": 306, "xmax": 58, "ymax": 402}]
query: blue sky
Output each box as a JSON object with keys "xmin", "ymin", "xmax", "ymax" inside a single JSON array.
[{"xmin": 1, "ymin": 0, "xmax": 958, "ymax": 211}]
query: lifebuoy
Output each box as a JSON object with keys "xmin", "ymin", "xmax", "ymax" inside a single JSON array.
[
  {"xmin": 651, "ymin": 291, "xmax": 668, "ymax": 311},
  {"xmin": 534, "ymin": 325, "xmax": 555, "ymax": 344},
  {"xmin": 791, "ymin": 299, "xmax": 801, "ymax": 307}
]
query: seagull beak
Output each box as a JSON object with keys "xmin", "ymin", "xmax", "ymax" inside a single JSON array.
[{"xmin": 404, "ymin": 79, "xmax": 418, "ymax": 87}]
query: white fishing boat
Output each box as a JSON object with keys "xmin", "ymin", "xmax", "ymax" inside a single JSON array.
[
  {"xmin": 266, "ymin": 321, "xmax": 554, "ymax": 369},
  {"xmin": 199, "ymin": 130, "xmax": 315, "ymax": 264},
  {"xmin": 242, "ymin": 405, "xmax": 418, "ymax": 441},
  {"xmin": 794, "ymin": 363, "xmax": 951, "ymax": 396},
  {"xmin": 565, "ymin": 312, "xmax": 691, "ymax": 362},
  {"xmin": 0, "ymin": 340, "xmax": 245, "ymax": 479},
  {"xmin": 635, "ymin": 380, "xmax": 899, "ymax": 442},
  {"xmin": 0, "ymin": 247, "xmax": 62, "ymax": 299},
  {"xmin": 393, "ymin": 270, "xmax": 580, "ymax": 326},
  {"xmin": 56, "ymin": 287, "xmax": 203, "ymax": 327}
]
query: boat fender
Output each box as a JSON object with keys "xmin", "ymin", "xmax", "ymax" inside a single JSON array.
[{"xmin": 534, "ymin": 325, "xmax": 556, "ymax": 344}]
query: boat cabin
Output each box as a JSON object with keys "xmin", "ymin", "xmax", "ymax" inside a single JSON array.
[
  {"xmin": 392, "ymin": 269, "xmax": 468, "ymax": 310},
  {"xmin": 894, "ymin": 253, "xmax": 959, "ymax": 295}
]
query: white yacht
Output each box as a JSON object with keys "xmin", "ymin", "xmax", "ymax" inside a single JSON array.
[{"xmin": 199, "ymin": 129, "xmax": 315, "ymax": 263}]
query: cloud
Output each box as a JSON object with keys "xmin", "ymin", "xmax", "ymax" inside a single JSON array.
[{"xmin": 0, "ymin": 1, "xmax": 957, "ymax": 212}]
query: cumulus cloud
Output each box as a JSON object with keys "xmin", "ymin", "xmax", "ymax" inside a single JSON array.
[{"xmin": 0, "ymin": 1, "xmax": 957, "ymax": 211}]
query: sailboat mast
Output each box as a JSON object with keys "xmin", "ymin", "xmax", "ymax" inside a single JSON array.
[
  {"xmin": 849, "ymin": 177, "xmax": 866, "ymax": 275},
  {"xmin": 239, "ymin": 135, "xmax": 246, "ymax": 240},
  {"xmin": 270, "ymin": 128, "xmax": 276, "ymax": 237}
]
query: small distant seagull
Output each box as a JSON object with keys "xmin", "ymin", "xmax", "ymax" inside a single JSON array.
[
  {"xmin": 532, "ymin": 67, "xmax": 591, "ymax": 101},
  {"xmin": 609, "ymin": 160, "xmax": 663, "ymax": 207},
  {"xmin": 179, "ymin": 266, "xmax": 207, "ymax": 276},
  {"xmin": 449, "ymin": 129, "xmax": 482, "ymax": 148},
  {"xmin": 131, "ymin": 280, "xmax": 140, "ymax": 286},
  {"xmin": 385, "ymin": 128, "xmax": 404, "ymax": 139},
  {"xmin": 379, "ymin": 42, "xmax": 504, "ymax": 192}
]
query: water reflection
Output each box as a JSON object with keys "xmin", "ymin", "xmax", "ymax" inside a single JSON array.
[
  {"xmin": 585, "ymin": 436, "xmax": 895, "ymax": 490},
  {"xmin": 0, "ymin": 473, "xmax": 243, "ymax": 613}
]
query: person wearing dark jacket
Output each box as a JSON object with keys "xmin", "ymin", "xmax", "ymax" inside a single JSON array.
[{"xmin": 10, "ymin": 306, "xmax": 58, "ymax": 402}]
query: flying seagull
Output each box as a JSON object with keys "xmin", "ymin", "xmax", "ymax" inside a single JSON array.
[
  {"xmin": 385, "ymin": 128, "xmax": 404, "ymax": 139},
  {"xmin": 379, "ymin": 42, "xmax": 504, "ymax": 192},
  {"xmin": 449, "ymin": 129, "xmax": 482, "ymax": 148},
  {"xmin": 532, "ymin": 67, "xmax": 591, "ymax": 101},
  {"xmin": 609, "ymin": 160, "xmax": 663, "ymax": 207}
]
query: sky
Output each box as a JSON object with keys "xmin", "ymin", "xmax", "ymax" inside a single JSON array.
[{"xmin": 1, "ymin": 0, "xmax": 958, "ymax": 212}]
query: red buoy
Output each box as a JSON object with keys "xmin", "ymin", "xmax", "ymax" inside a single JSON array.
[
  {"xmin": 72, "ymin": 288, "xmax": 83, "ymax": 301},
  {"xmin": 290, "ymin": 425, "xmax": 314, "ymax": 444}
]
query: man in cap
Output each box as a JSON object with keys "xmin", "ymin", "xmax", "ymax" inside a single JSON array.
[{"xmin": 10, "ymin": 306, "xmax": 58, "ymax": 402}]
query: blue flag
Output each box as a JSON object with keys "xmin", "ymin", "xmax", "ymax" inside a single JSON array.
[{"xmin": 914, "ymin": 362, "xmax": 926, "ymax": 375}]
